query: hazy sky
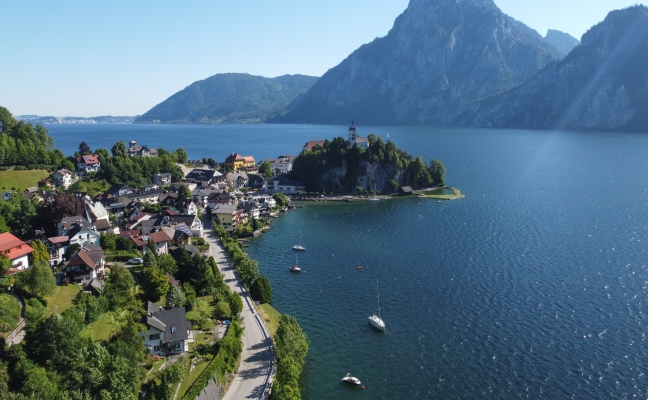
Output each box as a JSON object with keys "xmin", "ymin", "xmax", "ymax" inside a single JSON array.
[{"xmin": 1, "ymin": 0, "xmax": 645, "ymax": 117}]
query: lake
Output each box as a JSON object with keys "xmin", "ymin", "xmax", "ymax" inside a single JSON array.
[{"xmin": 47, "ymin": 123, "xmax": 648, "ymax": 398}]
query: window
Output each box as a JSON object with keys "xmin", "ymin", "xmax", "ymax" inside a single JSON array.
[
  {"xmin": 153, "ymin": 345, "xmax": 160, "ymax": 352},
  {"xmin": 171, "ymin": 326, "xmax": 177, "ymax": 334},
  {"xmin": 149, "ymin": 333, "xmax": 160, "ymax": 341}
]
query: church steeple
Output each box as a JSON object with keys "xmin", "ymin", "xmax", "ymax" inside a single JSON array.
[{"xmin": 348, "ymin": 121, "xmax": 357, "ymax": 144}]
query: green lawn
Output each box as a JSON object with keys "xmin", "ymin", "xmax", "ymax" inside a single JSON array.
[
  {"xmin": 177, "ymin": 357, "xmax": 210, "ymax": 399},
  {"xmin": 186, "ymin": 296, "xmax": 215, "ymax": 322},
  {"xmin": 257, "ymin": 303, "xmax": 281, "ymax": 337},
  {"xmin": 80, "ymin": 311, "xmax": 128, "ymax": 342},
  {"xmin": 0, "ymin": 169, "xmax": 50, "ymax": 192},
  {"xmin": 0, "ymin": 293, "xmax": 21, "ymax": 336},
  {"xmin": 43, "ymin": 284, "xmax": 81, "ymax": 317}
]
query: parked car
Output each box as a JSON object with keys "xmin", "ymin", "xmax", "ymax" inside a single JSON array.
[{"xmin": 128, "ymin": 258, "xmax": 143, "ymax": 264}]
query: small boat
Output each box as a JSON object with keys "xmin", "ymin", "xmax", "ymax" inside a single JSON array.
[
  {"xmin": 290, "ymin": 265, "xmax": 301, "ymax": 272},
  {"xmin": 356, "ymin": 265, "xmax": 363, "ymax": 269},
  {"xmin": 368, "ymin": 197, "xmax": 380, "ymax": 201},
  {"xmin": 368, "ymin": 281, "xmax": 386, "ymax": 331},
  {"xmin": 293, "ymin": 233, "xmax": 305, "ymax": 251},
  {"xmin": 342, "ymin": 373, "xmax": 361, "ymax": 385}
]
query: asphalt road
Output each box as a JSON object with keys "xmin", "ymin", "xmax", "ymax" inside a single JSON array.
[{"xmin": 204, "ymin": 226, "xmax": 275, "ymax": 400}]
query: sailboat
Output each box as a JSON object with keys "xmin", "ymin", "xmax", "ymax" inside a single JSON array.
[
  {"xmin": 292, "ymin": 233, "xmax": 305, "ymax": 251},
  {"xmin": 290, "ymin": 255, "xmax": 301, "ymax": 272},
  {"xmin": 368, "ymin": 281, "xmax": 385, "ymax": 331}
]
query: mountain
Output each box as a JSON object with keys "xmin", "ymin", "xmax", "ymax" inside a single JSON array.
[
  {"xmin": 543, "ymin": 29, "xmax": 580, "ymax": 55},
  {"xmin": 456, "ymin": 6, "xmax": 648, "ymax": 131},
  {"xmin": 16, "ymin": 115, "xmax": 137, "ymax": 124},
  {"xmin": 273, "ymin": 0, "xmax": 562, "ymax": 125},
  {"xmin": 135, "ymin": 73, "xmax": 317, "ymax": 124}
]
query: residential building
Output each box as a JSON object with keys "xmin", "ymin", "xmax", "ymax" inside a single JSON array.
[
  {"xmin": 76, "ymin": 154, "xmax": 101, "ymax": 174},
  {"xmin": 153, "ymin": 173, "xmax": 172, "ymax": 185},
  {"xmin": 267, "ymin": 176, "xmax": 305, "ymax": 195},
  {"xmin": 184, "ymin": 169, "xmax": 221, "ymax": 186},
  {"xmin": 64, "ymin": 243, "xmax": 105, "ymax": 284},
  {"xmin": 129, "ymin": 230, "xmax": 173, "ymax": 255},
  {"xmin": 52, "ymin": 169, "xmax": 74, "ymax": 188},
  {"xmin": 303, "ymin": 140, "xmax": 326, "ymax": 152},
  {"xmin": 212, "ymin": 204, "xmax": 247, "ymax": 232},
  {"xmin": 141, "ymin": 301, "xmax": 193, "ymax": 355},
  {"xmin": 258, "ymin": 155, "xmax": 295, "ymax": 175},
  {"xmin": 225, "ymin": 171, "xmax": 249, "ymax": 189},
  {"xmin": 0, "ymin": 232, "xmax": 34, "ymax": 273},
  {"xmin": 128, "ymin": 140, "xmax": 158, "ymax": 157},
  {"xmin": 225, "ymin": 153, "xmax": 256, "ymax": 172}
]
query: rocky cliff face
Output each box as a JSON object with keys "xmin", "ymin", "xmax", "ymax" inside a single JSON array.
[
  {"xmin": 456, "ymin": 6, "xmax": 648, "ymax": 131},
  {"xmin": 275, "ymin": 0, "xmax": 561, "ymax": 125},
  {"xmin": 321, "ymin": 161, "xmax": 402, "ymax": 193},
  {"xmin": 543, "ymin": 29, "xmax": 580, "ymax": 55}
]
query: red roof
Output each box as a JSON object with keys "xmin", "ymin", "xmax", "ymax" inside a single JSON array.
[
  {"xmin": 48, "ymin": 236, "xmax": 69, "ymax": 244},
  {"xmin": 304, "ymin": 140, "xmax": 326, "ymax": 151},
  {"xmin": 83, "ymin": 155, "xmax": 100, "ymax": 164},
  {"xmin": 0, "ymin": 232, "xmax": 34, "ymax": 261}
]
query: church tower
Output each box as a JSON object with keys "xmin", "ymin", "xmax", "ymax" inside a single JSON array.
[{"xmin": 348, "ymin": 121, "xmax": 357, "ymax": 145}]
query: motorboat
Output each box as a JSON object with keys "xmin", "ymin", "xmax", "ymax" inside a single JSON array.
[
  {"xmin": 290, "ymin": 265, "xmax": 301, "ymax": 272},
  {"xmin": 342, "ymin": 373, "xmax": 361, "ymax": 385},
  {"xmin": 292, "ymin": 244, "xmax": 305, "ymax": 251},
  {"xmin": 368, "ymin": 281, "xmax": 386, "ymax": 331}
]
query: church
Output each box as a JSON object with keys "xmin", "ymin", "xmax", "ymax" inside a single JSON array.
[{"xmin": 347, "ymin": 121, "xmax": 369, "ymax": 149}]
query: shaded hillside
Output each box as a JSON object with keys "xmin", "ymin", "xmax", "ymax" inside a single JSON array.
[
  {"xmin": 135, "ymin": 73, "xmax": 317, "ymax": 124},
  {"xmin": 456, "ymin": 6, "xmax": 648, "ymax": 131},
  {"xmin": 274, "ymin": 0, "xmax": 561, "ymax": 125}
]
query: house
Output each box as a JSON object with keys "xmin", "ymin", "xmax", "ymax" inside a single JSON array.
[
  {"xmin": 0, "ymin": 232, "xmax": 34, "ymax": 273},
  {"xmin": 399, "ymin": 186, "xmax": 414, "ymax": 195},
  {"xmin": 267, "ymin": 176, "xmax": 305, "ymax": 195},
  {"xmin": 184, "ymin": 169, "xmax": 221, "ymax": 185},
  {"xmin": 258, "ymin": 155, "xmax": 295, "ymax": 175},
  {"xmin": 76, "ymin": 154, "xmax": 101, "ymax": 174},
  {"xmin": 153, "ymin": 173, "xmax": 172, "ymax": 186},
  {"xmin": 124, "ymin": 188, "xmax": 166, "ymax": 206},
  {"xmin": 225, "ymin": 171, "xmax": 249, "ymax": 189},
  {"xmin": 225, "ymin": 153, "xmax": 256, "ymax": 172},
  {"xmin": 128, "ymin": 140, "xmax": 158, "ymax": 157},
  {"xmin": 30, "ymin": 231, "xmax": 68, "ymax": 266},
  {"xmin": 52, "ymin": 169, "xmax": 74, "ymax": 189},
  {"xmin": 212, "ymin": 204, "xmax": 247, "ymax": 232},
  {"xmin": 160, "ymin": 224, "xmax": 192, "ymax": 247},
  {"xmin": 248, "ymin": 194, "xmax": 277, "ymax": 210},
  {"xmin": 58, "ymin": 216, "xmax": 93, "ymax": 236},
  {"xmin": 177, "ymin": 198, "xmax": 198, "ymax": 215},
  {"xmin": 141, "ymin": 301, "xmax": 193, "ymax": 356},
  {"xmin": 1, "ymin": 191, "xmax": 13, "ymax": 201},
  {"xmin": 64, "ymin": 244, "xmax": 105, "ymax": 284},
  {"xmin": 303, "ymin": 140, "xmax": 326, "ymax": 152},
  {"xmin": 347, "ymin": 121, "xmax": 369, "ymax": 149},
  {"xmin": 247, "ymin": 174, "xmax": 265, "ymax": 192},
  {"xmin": 168, "ymin": 214, "xmax": 203, "ymax": 237},
  {"xmin": 129, "ymin": 230, "xmax": 173, "ymax": 255}
]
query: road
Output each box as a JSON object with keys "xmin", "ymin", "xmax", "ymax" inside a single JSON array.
[{"xmin": 204, "ymin": 224, "xmax": 275, "ymax": 400}]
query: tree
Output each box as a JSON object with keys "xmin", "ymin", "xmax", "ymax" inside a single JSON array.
[
  {"xmin": 30, "ymin": 239, "xmax": 50, "ymax": 264},
  {"xmin": 141, "ymin": 263, "xmax": 169, "ymax": 302},
  {"xmin": 178, "ymin": 184, "xmax": 192, "ymax": 201},
  {"xmin": 17, "ymin": 260, "xmax": 56, "ymax": 297},
  {"xmin": 275, "ymin": 314, "xmax": 309, "ymax": 366},
  {"xmin": 100, "ymin": 232, "xmax": 117, "ymax": 252},
  {"xmin": 429, "ymin": 159, "xmax": 447, "ymax": 186},
  {"xmin": 79, "ymin": 141, "xmax": 92, "ymax": 155},
  {"xmin": 104, "ymin": 263, "xmax": 137, "ymax": 310},
  {"xmin": 273, "ymin": 192, "xmax": 288, "ymax": 209},
  {"xmin": 250, "ymin": 275, "xmax": 272, "ymax": 304},
  {"xmin": 0, "ymin": 254, "xmax": 12, "ymax": 274},
  {"xmin": 158, "ymin": 253, "xmax": 177, "ymax": 276},
  {"xmin": 111, "ymin": 141, "xmax": 128, "ymax": 158},
  {"xmin": 165, "ymin": 285, "xmax": 186, "ymax": 309},
  {"xmin": 228, "ymin": 292, "xmax": 243, "ymax": 316},
  {"xmin": 175, "ymin": 148, "xmax": 188, "ymax": 164},
  {"xmin": 259, "ymin": 161, "xmax": 273, "ymax": 178}
]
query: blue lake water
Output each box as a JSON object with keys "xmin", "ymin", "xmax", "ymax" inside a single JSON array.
[{"xmin": 46, "ymin": 124, "xmax": 648, "ymax": 398}]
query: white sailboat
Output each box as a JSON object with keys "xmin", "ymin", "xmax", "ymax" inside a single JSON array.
[
  {"xmin": 368, "ymin": 281, "xmax": 386, "ymax": 331},
  {"xmin": 292, "ymin": 233, "xmax": 305, "ymax": 251}
]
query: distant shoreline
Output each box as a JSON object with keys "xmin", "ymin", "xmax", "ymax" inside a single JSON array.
[{"xmin": 290, "ymin": 186, "xmax": 464, "ymax": 203}]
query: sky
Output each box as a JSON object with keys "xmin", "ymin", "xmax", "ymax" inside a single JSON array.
[{"xmin": 1, "ymin": 0, "xmax": 645, "ymax": 117}]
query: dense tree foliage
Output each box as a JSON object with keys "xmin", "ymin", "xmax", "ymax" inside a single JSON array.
[
  {"xmin": 0, "ymin": 194, "xmax": 37, "ymax": 238},
  {"xmin": 0, "ymin": 107, "xmax": 66, "ymax": 168},
  {"xmin": 104, "ymin": 263, "xmax": 139, "ymax": 311},
  {"xmin": 271, "ymin": 314, "xmax": 309, "ymax": 400},
  {"xmin": 259, "ymin": 161, "xmax": 273, "ymax": 178},
  {"xmin": 16, "ymin": 260, "xmax": 56, "ymax": 297},
  {"xmin": 292, "ymin": 134, "xmax": 446, "ymax": 192},
  {"xmin": 250, "ymin": 275, "xmax": 272, "ymax": 304}
]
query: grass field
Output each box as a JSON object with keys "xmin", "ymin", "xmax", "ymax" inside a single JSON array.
[
  {"xmin": 0, "ymin": 293, "xmax": 21, "ymax": 336},
  {"xmin": 80, "ymin": 311, "xmax": 128, "ymax": 342},
  {"xmin": 257, "ymin": 303, "xmax": 281, "ymax": 337},
  {"xmin": 177, "ymin": 357, "xmax": 205, "ymax": 399},
  {"xmin": 0, "ymin": 169, "xmax": 50, "ymax": 192},
  {"xmin": 44, "ymin": 284, "xmax": 81, "ymax": 317}
]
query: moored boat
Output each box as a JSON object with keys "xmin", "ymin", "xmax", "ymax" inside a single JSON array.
[
  {"xmin": 368, "ymin": 281, "xmax": 386, "ymax": 331},
  {"xmin": 342, "ymin": 373, "xmax": 361, "ymax": 385}
]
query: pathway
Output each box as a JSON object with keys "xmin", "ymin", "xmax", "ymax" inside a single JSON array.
[{"xmin": 203, "ymin": 222, "xmax": 275, "ymax": 400}]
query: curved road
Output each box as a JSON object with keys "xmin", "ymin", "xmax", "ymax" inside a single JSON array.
[{"xmin": 204, "ymin": 225, "xmax": 275, "ymax": 400}]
